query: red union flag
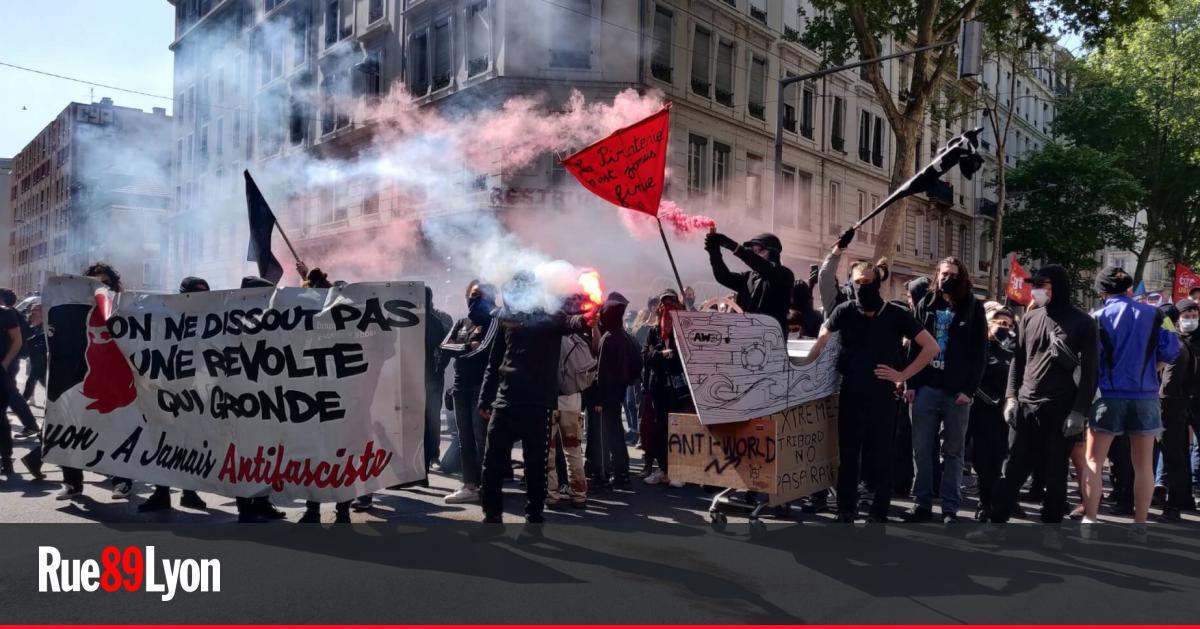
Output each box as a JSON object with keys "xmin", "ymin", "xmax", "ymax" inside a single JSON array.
[
  {"xmin": 1174, "ymin": 263, "xmax": 1200, "ymax": 302},
  {"xmin": 1007, "ymin": 255, "xmax": 1032, "ymax": 305},
  {"xmin": 561, "ymin": 104, "xmax": 671, "ymax": 217}
]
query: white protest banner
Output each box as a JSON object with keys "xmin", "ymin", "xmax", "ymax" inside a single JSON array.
[{"xmin": 41, "ymin": 275, "xmax": 426, "ymax": 502}]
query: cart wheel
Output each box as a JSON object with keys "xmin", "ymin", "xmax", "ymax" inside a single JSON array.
[
  {"xmin": 749, "ymin": 519, "xmax": 767, "ymax": 539},
  {"xmin": 709, "ymin": 510, "xmax": 728, "ymax": 531}
]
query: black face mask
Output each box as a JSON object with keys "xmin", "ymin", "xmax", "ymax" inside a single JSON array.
[
  {"xmin": 939, "ymin": 276, "xmax": 961, "ymax": 295},
  {"xmin": 852, "ymin": 280, "xmax": 884, "ymax": 311},
  {"xmin": 993, "ymin": 328, "xmax": 1013, "ymax": 344},
  {"xmin": 468, "ymin": 297, "xmax": 493, "ymax": 324}
]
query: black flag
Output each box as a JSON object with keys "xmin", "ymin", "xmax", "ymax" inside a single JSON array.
[{"xmin": 244, "ymin": 170, "xmax": 284, "ymax": 284}]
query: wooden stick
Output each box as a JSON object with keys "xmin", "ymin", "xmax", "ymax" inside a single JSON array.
[{"xmin": 657, "ymin": 217, "xmax": 687, "ymax": 298}]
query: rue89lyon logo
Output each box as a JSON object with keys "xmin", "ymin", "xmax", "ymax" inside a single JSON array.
[{"xmin": 39, "ymin": 545, "xmax": 220, "ymax": 601}]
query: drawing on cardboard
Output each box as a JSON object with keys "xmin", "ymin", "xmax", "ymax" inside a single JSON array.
[{"xmin": 673, "ymin": 311, "xmax": 841, "ymax": 425}]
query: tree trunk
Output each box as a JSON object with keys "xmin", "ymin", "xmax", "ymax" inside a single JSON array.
[
  {"xmin": 872, "ymin": 115, "xmax": 921, "ymax": 264},
  {"xmin": 987, "ymin": 154, "xmax": 1007, "ymax": 297},
  {"xmin": 1133, "ymin": 238, "xmax": 1153, "ymax": 288}
]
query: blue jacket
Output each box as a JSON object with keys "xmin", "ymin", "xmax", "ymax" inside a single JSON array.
[{"xmin": 1094, "ymin": 295, "xmax": 1180, "ymax": 399}]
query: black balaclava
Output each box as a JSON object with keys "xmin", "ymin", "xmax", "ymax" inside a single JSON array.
[
  {"xmin": 852, "ymin": 273, "xmax": 884, "ymax": 312},
  {"xmin": 598, "ymin": 291, "xmax": 629, "ymax": 334},
  {"xmin": 743, "ymin": 233, "xmax": 783, "ymax": 264},
  {"xmin": 1094, "ymin": 266, "xmax": 1134, "ymax": 296},
  {"xmin": 468, "ymin": 284, "xmax": 496, "ymax": 325}
]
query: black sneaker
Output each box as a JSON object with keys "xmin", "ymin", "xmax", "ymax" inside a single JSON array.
[
  {"xmin": 901, "ymin": 508, "xmax": 933, "ymax": 523},
  {"xmin": 1, "ymin": 459, "xmax": 15, "ymax": 477},
  {"xmin": 137, "ymin": 491, "xmax": 172, "ymax": 512},
  {"xmin": 974, "ymin": 505, "xmax": 991, "ymax": 522},
  {"xmin": 526, "ymin": 513, "xmax": 545, "ymax": 524},
  {"xmin": 1152, "ymin": 486, "xmax": 1167, "ymax": 507},
  {"xmin": 1110, "ymin": 503, "xmax": 1135, "ymax": 517},
  {"xmin": 482, "ymin": 514, "xmax": 503, "ymax": 524},
  {"xmin": 19, "ymin": 454, "xmax": 44, "ymax": 480},
  {"xmin": 298, "ymin": 509, "xmax": 321, "ymax": 524},
  {"xmin": 836, "ymin": 512, "xmax": 857, "ymax": 523},
  {"xmin": 256, "ymin": 501, "xmax": 287, "ymax": 520},
  {"xmin": 865, "ymin": 514, "xmax": 889, "ymax": 523},
  {"xmin": 180, "ymin": 490, "xmax": 207, "ymax": 510},
  {"xmin": 1157, "ymin": 507, "xmax": 1182, "ymax": 523}
]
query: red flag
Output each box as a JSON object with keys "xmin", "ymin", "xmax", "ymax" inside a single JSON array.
[
  {"xmin": 1006, "ymin": 255, "xmax": 1032, "ymax": 305},
  {"xmin": 561, "ymin": 104, "xmax": 671, "ymax": 217},
  {"xmin": 1174, "ymin": 263, "xmax": 1200, "ymax": 302}
]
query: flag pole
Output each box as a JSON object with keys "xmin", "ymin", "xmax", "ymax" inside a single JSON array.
[
  {"xmin": 273, "ymin": 221, "xmax": 302, "ymax": 266},
  {"xmin": 656, "ymin": 217, "xmax": 686, "ymax": 298}
]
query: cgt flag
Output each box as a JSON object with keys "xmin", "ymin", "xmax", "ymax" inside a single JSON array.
[
  {"xmin": 1174, "ymin": 263, "xmax": 1200, "ymax": 302},
  {"xmin": 244, "ymin": 170, "xmax": 284, "ymax": 284},
  {"xmin": 1007, "ymin": 255, "xmax": 1032, "ymax": 305},
  {"xmin": 561, "ymin": 104, "xmax": 671, "ymax": 217}
]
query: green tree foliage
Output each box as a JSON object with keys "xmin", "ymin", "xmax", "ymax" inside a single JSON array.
[
  {"xmin": 798, "ymin": 0, "xmax": 1160, "ymax": 263},
  {"xmin": 1004, "ymin": 143, "xmax": 1142, "ymax": 290}
]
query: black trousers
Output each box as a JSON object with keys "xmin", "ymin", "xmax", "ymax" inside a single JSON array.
[
  {"xmin": 1108, "ymin": 434, "xmax": 1134, "ymax": 509},
  {"xmin": 968, "ymin": 404, "xmax": 1008, "ymax": 508},
  {"xmin": 1161, "ymin": 396, "xmax": 1198, "ymax": 510},
  {"xmin": 990, "ymin": 399, "xmax": 1073, "ymax": 523},
  {"xmin": 836, "ymin": 390, "xmax": 895, "ymax": 519},
  {"xmin": 481, "ymin": 405, "xmax": 552, "ymax": 519},
  {"xmin": 893, "ymin": 398, "xmax": 914, "ymax": 496},
  {"xmin": 22, "ymin": 350, "xmax": 46, "ymax": 399},
  {"xmin": 0, "ymin": 377, "xmax": 9, "ymax": 460}
]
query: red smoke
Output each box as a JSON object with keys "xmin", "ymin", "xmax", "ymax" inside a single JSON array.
[{"xmin": 658, "ymin": 201, "xmax": 716, "ymax": 236}]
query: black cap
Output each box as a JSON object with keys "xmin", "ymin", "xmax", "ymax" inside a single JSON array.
[
  {"xmin": 743, "ymin": 233, "xmax": 782, "ymax": 253},
  {"xmin": 240, "ymin": 276, "xmax": 274, "ymax": 289},
  {"xmin": 179, "ymin": 276, "xmax": 210, "ymax": 293},
  {"xmin": 1094, "ymin": 266, "xmax": 1134, "ymax": 295}
]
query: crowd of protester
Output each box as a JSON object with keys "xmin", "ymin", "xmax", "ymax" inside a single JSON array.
[{"xmin": 2, "ymin": 226, "xmax": 1199, "ymax": 535}]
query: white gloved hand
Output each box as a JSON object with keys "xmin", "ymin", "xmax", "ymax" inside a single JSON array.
[{"xmin": 1003, "ymin": 398, "xmax": 1019, "ymax": 429}]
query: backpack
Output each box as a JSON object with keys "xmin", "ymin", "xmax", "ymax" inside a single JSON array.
[{"xmin": 559, "ymin": 334, "xmax": 597, "ymax": 395}]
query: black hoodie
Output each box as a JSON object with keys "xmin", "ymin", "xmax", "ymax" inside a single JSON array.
[
  {"xmin": 1006, "ymin": 265, "xmax": 1098, "ymax": 416},
  {"xmin": 596, "ymin": 292, "xmax": 639, "ymax": 405},
  {"xmin": 479, "ymin": 308, "xmax": 589, "ymax": 411},
  {"xmin": 709, "ymin": 240, "xmax": 794, "ymax": 333},
  {"xmin": 909, "ymin": 289, "xmax": 987, "ymax": 397}
]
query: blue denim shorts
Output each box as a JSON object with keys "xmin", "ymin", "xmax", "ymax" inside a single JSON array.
[{"xmin": 1090, "ymin": 397, "xmax": 1163, "ymax": 437}]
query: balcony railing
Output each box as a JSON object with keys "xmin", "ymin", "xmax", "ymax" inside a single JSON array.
[
  {"xmin": 930, "ymin": 180, "xmax": 954, "ymax": 205},
  {"xmin": 651, "ymin": 63, "xmax": 672, "ymax": 82},
  {"xmin": 978, "ymin": 198, "xmax": 997, "ymax": 217}
]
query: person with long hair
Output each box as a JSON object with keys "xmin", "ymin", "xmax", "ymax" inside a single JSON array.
[
  {"xmin": 903, "ymin": 257, "xmax": 988, "ymax": 524},
  {"xmin": 641, "ymin": 289, "xmax": 689, "ymax": 487}
]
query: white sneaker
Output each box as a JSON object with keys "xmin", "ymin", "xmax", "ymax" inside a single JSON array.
[
  {"xmin": 111, "ymin": 481, "xmax": 132, "ymax": 499},
  {"xmin": 668, "ymin": 478, "xmax": 685, "ymax": 488},
  {"xmin": 55, "ymin": 485, "xmax": 82, "ymax": 501},
  {"xmin": 444, "ymin": 486, "xmax": 480, "ymax": 504},
  {"xmin": 643, "ymin": 470, "xmax": 667, "ymax": 485}
]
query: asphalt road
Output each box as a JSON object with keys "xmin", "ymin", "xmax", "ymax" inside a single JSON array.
[{"xmin": 3, "ymin": 391, "xmax": 1197, "ymax": 527}]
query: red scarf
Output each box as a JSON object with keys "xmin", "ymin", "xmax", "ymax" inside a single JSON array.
[{"xmin": 659, "ymin": 303, "xmax": 682, "ymax": 340}]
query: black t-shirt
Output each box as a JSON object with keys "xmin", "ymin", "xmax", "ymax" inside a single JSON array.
[
  {"xmin": 0, "ymin": 307, "xmax": 18, "ymax": 360},
  {"xmin": 825, "ymin": 300, "xmax": 924, "ymax": 396}
]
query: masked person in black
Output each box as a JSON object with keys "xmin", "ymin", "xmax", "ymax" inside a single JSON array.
[
  {"xmin": 592, "ymin": 292, "xmax": 639, "ymax": 486},
  {"xmin": 986, "ymin": 265, "xmax": 1098, "ymax": 525},
  {"xmin": 1158, "ymin": 298, "xmax": 1200, "ymax": 521},
  {"xmin": 233, "ymin": 276, "xmax": 289, "ymax": 523},
  {"xmin": 138, "ymin": 277, "xmax": 212, "ymax": 513},
  {"xmin": 705, "ymin": 231, "xmax": 794, "ymax": 333},
  {"xmin": 641, "ymin": 289, "xmax": 690, "ymax": 487},
  {"xmin": 440, "ymin": 281, "xmax": 498, "ymax": 505},
  {"xmin": 478, "ymin": 272, "xmax": 590, "ymax": 523},
  {"xmin": 904, "ymin": 257, "xmax": 988, "ymax": 524},
  {"xmin": 802, "ymin": 260, "xmax": 939, "ymax": 522},
  {"xmin": 968, "ymin": 307, "xmax": 1016, "ymax": 521}
]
